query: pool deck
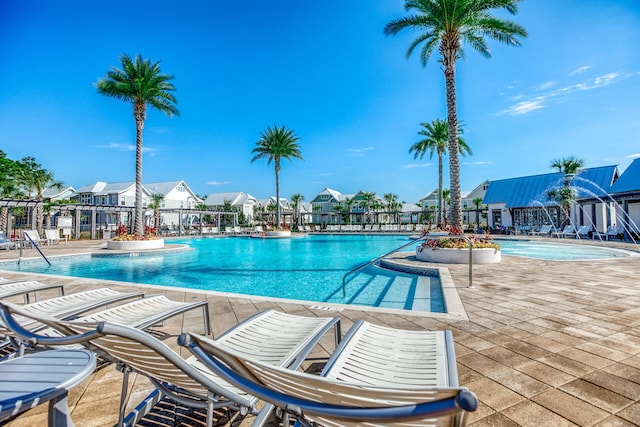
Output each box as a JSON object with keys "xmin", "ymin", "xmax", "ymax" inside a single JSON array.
[{"xmin": 2, "ymin": 236, "xmax": 640, "ymax": 426}]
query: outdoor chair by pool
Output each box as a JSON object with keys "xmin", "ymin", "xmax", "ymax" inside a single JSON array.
[
  {"xmin": 0, "ymin": 232, "xmax": 17, "ymax": 251},
  {"xmin": 592, "ymin": 225, "xmax": 624, "ymax": 241},
  {"xmin": 571, "ymin": 225, "xmax": 591, "ymax": 239},
  {"xmin": 0, "ymin": 305, "xmax": 340, "ymax": 427},
  {"xmin": 44, "ymin": 229, "xmax": 62, "ymax": 245},
  {"xmin": 530, "ymin": 224, "xmax": 553, "ymax": 236},
  {"xmin": 0, "ymin": 287, "xmax": 143, "ymax": 356},
  {"xmin": 0, "ymin": 280, "xmax": 65, "ymax": 303},
  {"xmin": 22, "ymin": 229, "xmax": 46, "ymax": 247},
  {"xmin": 182, "ymin": 320, "xmax": 477, "ymax": 427},
  {"xmin": 551, "ymin": 225, "xmax": 575, "ymax": 238},
  {"xmin": 0, "ymin": 295, "xmax": 211, "ymax": 357}
]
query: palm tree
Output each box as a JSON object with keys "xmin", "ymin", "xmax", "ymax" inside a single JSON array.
[
  {"xmin": 361, "ymin": 192, "xmax": 377, "ymax": 224},
  {"xmin": 251, "ymin": 125, "xmax": 303, "ymax": 229},
  {"xmin": 409, "ymin": 119, "xmax": 471, "ymax": 224},
  {"xmin": 383, "ymin": 193, "xmax": 399, "ymax": 223},
  {"xmin": 385, "ymin": 0, "xmax": 527, "ymax": 228},
  {"xmin": 148, "ymin": 193, "xmax": 165, "ymax": 235},
  {"xmin": 472, "ymin": 196, "xmax": 484, "ymax": 229},
  {"xmin": 96, "ymin": 53, "xmax": 178, "ymax": 236},
  {"xmin": 549, "ymin": 156, "xmax": 585, "ymax": 227},
  {"xmin": 15, "ymin": 157, "xmax": 63, "ymax": 234},
  {"xmin": 290, "ymin": 193, "xmax": 304, "ymax": 229},
  {"xmin": 441, "ymin": 189, "xmax": 451, "ymax": 226},
  {"xmin": 0, "ymin": 151, "xmax": 22, "ymax": 232},
  {"xmin": 344, "ymin": 197, "xmax": 356, "ymax": 225}
]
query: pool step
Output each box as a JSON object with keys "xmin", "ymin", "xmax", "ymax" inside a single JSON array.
[{"xmin": 338, "ymin": 265, "xmax": 444, "ymax": 312}]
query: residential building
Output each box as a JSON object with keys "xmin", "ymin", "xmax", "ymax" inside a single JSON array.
[
  {"xmin": 145, "ymin": 180, "xmax": 202, "ymax": 228},
  {"xmin": 483, "ymin": 166, "xmax": 618, "ymax": 232},
  {"xmin": 205, "ymin": 192, "xmax": 259, "ymax": 225}
]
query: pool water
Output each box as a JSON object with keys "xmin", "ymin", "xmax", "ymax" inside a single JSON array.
[
  {"xmin": 495, "ymin": 239, "xmax": 631, "ymax": 260},
  {"xmin": 2, "ymin": 235, "xmax": 444, "ymax": 312}
]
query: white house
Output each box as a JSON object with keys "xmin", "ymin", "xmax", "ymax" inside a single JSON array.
[
  {"xmin": 205, "ymin": 191, "xmax": 259, "ymax": 225},
  {"xmin": 145, "ymin": 180, "xmax": 202, "ymax": 228}
]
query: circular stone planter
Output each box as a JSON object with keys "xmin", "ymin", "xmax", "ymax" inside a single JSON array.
[
  {"xmin": 416, "ymin": 246, "xmax": 501, "ymax": 264},
  {"xmin": 264, "ymin": 230, "xmax": 292, "ymax": 237},
  {"xmin": 107, "ymin": 238, "xmax": 165, "ymax": 251}
]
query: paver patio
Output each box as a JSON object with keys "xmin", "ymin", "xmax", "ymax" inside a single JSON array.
[{"xmin": 1, "ymin": 237, "xmax": 639, "ymax": 426}]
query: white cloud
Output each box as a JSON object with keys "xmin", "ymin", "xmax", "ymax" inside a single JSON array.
[
  {"xmin": 536, "ymin": 81, "xmax": 556, "ymax": 91},
  {"xmin": 207, "ymin": 180, "xmax": 231, "ymax": 185},
  {"xmin": 499, "ymin": 71, "xmax": 623, "ymax": 117},
  {"xmin": 627, "ymin": 153, "xmax": 640, "ymax": 159},
  {"xmin": 347, "ymin": 146, "xmax": 375, "ymax": 157},
  {"xmin": 403, "ymin": 163, "xmax": 432, "ymax": 169},
  {"xmin": 570, "ymin": 65, "xmax": 592, "ymax": 76},
  {"xmin": 501, "ymin": 100, "xmax": 544, "ymax": 116}
]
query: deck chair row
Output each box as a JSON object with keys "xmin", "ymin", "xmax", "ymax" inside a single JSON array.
[
  {"xmin": 0, "ymin": 299, "xmax": 477, "ymax": 427},
  {"xmin": 0, "ymin": 279, "xmax": 211, "ymax": 359}
]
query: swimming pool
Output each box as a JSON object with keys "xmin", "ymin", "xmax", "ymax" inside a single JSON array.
[
  {"xmin": 1, "ymin": 235, "xmax": 444, "ymax": 313},
  {"xmin": 495, "ymin": 239, "xmax": 633, "ymax": 260}
]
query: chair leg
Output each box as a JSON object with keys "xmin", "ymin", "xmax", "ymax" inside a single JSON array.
[
  {"xmin": 117, "ymin": 363, "xmax": 132, "ymax": 427},
  {"xmin": 207, "ymin": 394, "xmax": 214, "ymax": 427}
]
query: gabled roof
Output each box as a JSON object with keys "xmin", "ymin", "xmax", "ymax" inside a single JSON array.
[
  {"xmin": 205, "ymin": 191, "xmax": 257, "ymax": 206},
  {"xmin": 484, "ymin": 165, "xmax": 618, "ymax": 208},
  {"xmin": 40, "ymin": 186, "xmax": 76, "ymax": 199},
  {"xmin": 610, "ymin": 158, "xmax": 640, "ymax": 194},
  {"xmin": 311, "ymin": 188, "xmax": 343, "ymax": 203},
  {"xmin": 76, "ymin": 181, "xmax": 107, "ymax": 193}
]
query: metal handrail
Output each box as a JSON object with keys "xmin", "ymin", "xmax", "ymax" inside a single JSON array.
[
  {"xmin": 20, "ymin": 232, "xmax": 51, "ymax": 266},
  {"xmin": 341, "ymin": 235, "xmax": 428, "ymax": 296},
  {"xmin": 341, "ymin": 233, "xmax": 474, "ymax": 296}
]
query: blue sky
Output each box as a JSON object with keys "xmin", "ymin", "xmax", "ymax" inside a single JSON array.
[{"xmin": 1, "ymin": 0, "xmax": 639, "ymax": 203}]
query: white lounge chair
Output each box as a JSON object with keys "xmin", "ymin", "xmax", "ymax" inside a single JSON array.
[
  {"xmin": 0, "ymin": 305, "xmax": 340, "ymax": 427},
  {"xmin": 571, "ymin": 225, "xmax": 591, "ymax": 239},
  {"xmin": 44, "ymin": 229, "xmax": 61, "ymax": 245},
  {"xmin": 22, "ymin": 230, "xmax": 45, "ymax": 247},
  {"xmin": 530, "ymin": 224, "xmax": 553, "ymax": 236},
  {"xmin": 0, "ymin": 288, "xmax": 143, "ymax": 355},
  {"xmin": 0, "ymin": 280, "xmax": 65, "ymax": 303},
  {"xmin": 183, "ymin": 320, "xmax": 478, "ymax": 427},
  {"xmin": 592, "ymin": 225, "xmax": 623, "ymax": 241},
  {"xmin": 0, "ymin": 233, "xmax": 17, "ymax": 251},
  {"xmin": 551, "ymin": 225, "xmax": 574, "ymax": 238}
]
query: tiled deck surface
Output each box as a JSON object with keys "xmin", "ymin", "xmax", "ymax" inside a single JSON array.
[{"xmin": 1, "ymin": 237, "xmax": 640, "ymax": 426}]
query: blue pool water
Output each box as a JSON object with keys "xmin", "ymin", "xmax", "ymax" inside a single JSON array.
[
  {"xmin": 495, "ymin": 239, "xmax": 631, "ymax": 260},
  {"xmin": 2, "ymin": 235, "xmax": 443, "ymax": 312}
]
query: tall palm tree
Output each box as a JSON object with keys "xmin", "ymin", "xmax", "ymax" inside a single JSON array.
[
  {"xmin": 290, "ymin": 193, "xmax": 304, "ymax": 229},
  {"xmin": 15, "ymin": 157, "xmax": 63, "ymax": 234},
  {"xmin": 344, "ymin": 197, "xmax": 356, "ymax": 225},
  {"xmin": 472, "ymin": 196, "xmax": 484, "ymax": 228},
  {"xmin": 96, "ymin": 53, "xmax": 179, "ymax": 236},
  {"xmin": 251, "ymin": 125, "xmax": 303, "ymax": 229},
  {"xmin": 409, "ymin": 119, "xmax": 471, "ymax": 224},
  {"xmin": 549, "ymin": 156, "xmax": 585, "ymax": 227},
  {"xmin": 148, "ymin": 193, "xmax": 165, "ymax": 235},
  {"xmin": 385, "ymin": 0, "xmax": 526, "ymax": 228},
  {"xmin": 361, "ymin": 192, "xmax": 377, "ymax": 224},
  {"xmin": 383, "ymin": 193, "xmax": 399, "ymax": 223},
  {"xmin": 441, "ymin": 189, "xmax": 451, "ymax": 226}
]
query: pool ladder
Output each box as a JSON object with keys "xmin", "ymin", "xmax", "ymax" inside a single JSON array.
[
  {"xmin": 20, "ymin": 232, "xmax": 51, "ymax": 266},
  {"xmin": 341, "ymin": 234, "xmax": 473, "ymax": 296}
]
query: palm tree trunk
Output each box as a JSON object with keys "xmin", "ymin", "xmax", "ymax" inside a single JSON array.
[
  {"xmin": 274, "ymin": 159, "xmax": 281, "ymax": 229},
  {"xmin": 0, "ymin": 207, "xmax": 7, "ymax": 233},
  {"xmin": 36, "ymin": 200, "xmax": 44, "ymax": 235},
  {"xmin": 134, "ymin": 114, "xmax": 145, "ymax": 236},
  {"xmin": 445, "ymin": 63, "xmax": 462, "ymax": 228},
  {"xmin": 437, "ymin": 153, "xmax": 443, "ymax": 225}
]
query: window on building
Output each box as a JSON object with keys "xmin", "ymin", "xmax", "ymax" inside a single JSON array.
[{"xmin": 120, "ymin": 196, "xmax": 126, "ymax": 206}]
